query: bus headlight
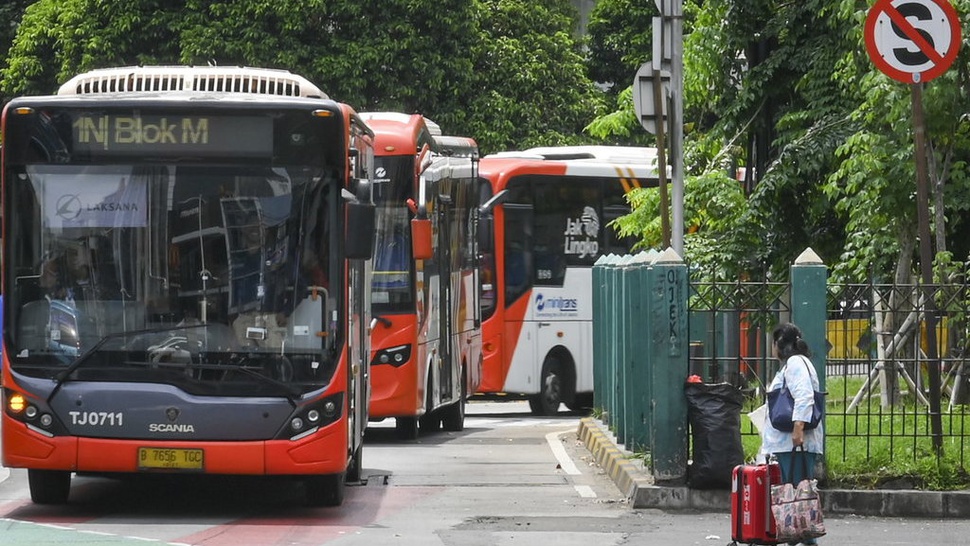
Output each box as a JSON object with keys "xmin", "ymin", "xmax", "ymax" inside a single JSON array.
[
  {"xmin": 278, "ymin": 393, "xmax": 344, "ymax": 441},
  {"xmin": 371, "ymin": 344, "xmax": 412, "ymax": 367}
]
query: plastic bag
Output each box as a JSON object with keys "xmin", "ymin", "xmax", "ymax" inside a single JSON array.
[{"xmin": 684, "ymin": 381, "xmax": 745, "ymax": 489}]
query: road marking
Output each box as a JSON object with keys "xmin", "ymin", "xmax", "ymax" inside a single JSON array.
[
  {"xmin": 546, "ymin": 430, "xmax": 580, "ymax": 475},
  {"xmin": 574, "ymin": 485, "xmax": 597, "ymax": 498},
  {"xmin": 545, "ymin": 430, "xmax": 597, "ymax": 499}
]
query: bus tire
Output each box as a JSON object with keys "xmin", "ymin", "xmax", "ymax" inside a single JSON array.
[
  {"xmin": 305, "ymin": 473, "xmax": 345, "ymax": 507},
  {"xmin": 441, "ymin": 370, "xmax": 467, "ymax": 432},
  {"xmin": 346, "ymin": 445, "xmax": 363, "ymax": 483},
  {"xmin": 565, "ymin": 392, "xmax": 593, "ymax": 413},
  {"xmin": 529, "ymin": 358, "xmax": 563, "ymax": 416},
  {"xmin": 395, "ymin": 417, "xmax": 419, "ymax": 440},
  {"xmin": 27, "ymin": 469, "xmax": 71, "ymax": 505},
  {"xmin": 419, "ymin": 373, "xmax": 441, "ymax": 432}
]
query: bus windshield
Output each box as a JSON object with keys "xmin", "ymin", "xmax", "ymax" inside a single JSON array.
[
  {"xmin": 371, "ymin": 155, "xmax": 414, "ymax": 313},
  {"xmin": 5, "ymin": 161, "xmax": 341, "ymax": 396}
]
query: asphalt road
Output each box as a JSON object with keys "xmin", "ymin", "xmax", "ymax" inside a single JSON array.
[{"xmin": 1, "ymin": 400, "xmax": 968, "ymax": 545}]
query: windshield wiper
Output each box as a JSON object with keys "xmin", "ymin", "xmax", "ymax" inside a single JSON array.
[{"xmin": 49, "ymin": 323, "xmax": 237, "ymax": 400}]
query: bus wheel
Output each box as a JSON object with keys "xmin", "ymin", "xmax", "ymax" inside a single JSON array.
[
  {"xmin": 346, "ymin": 445, "xmax": 363, "ymax": 483},
  {"xmin": 441, "ymin": 372, "xmax": 466, "ymax": 432},
  {"xmin": 565, "ymin": 393, "xmax": 593, "ymax": 413},
  {"xmin": 419, "ymin": 375, "xmax": 441, "ymax": 432},
  {"xmin": 27, "ymin": 469, "xmax": 71, "ymax": 505},
  {"xmin": 529, "ymin": 358, "xmax": 563, "ymax": 416},
  {"xmin": 419, "ymin": 410, "xmax": 441, "ymax": 432},
  {"xmin": 305, "ymin": 473, "xmax": 345, "ymax": 507},
  {"xmin": 396, "ymin": 417, "xmax": 419, "ymax": 440}
]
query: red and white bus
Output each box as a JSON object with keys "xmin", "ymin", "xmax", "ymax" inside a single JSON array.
[
  {"xmin": 476, "ymin": 146, "xmax": 659, "ymax": 414},
  {"xmin": 1, "ymin": 66, "xmax": 376, "ymax": 506},
  {"xmin": 361, "ymin": 113, "xmax": 482, "ymax": 439}
]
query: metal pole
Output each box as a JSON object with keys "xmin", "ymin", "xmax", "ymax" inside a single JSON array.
[
  {"xmin": 652, "ymin": 69, "xmax": 671, "ymax": 249},
  {"xmin": 670, "ymin": 0, "xmax": 684, "ymax": 255},
  {"xmin": 911, "ymin": 82, "xmax": 943, "ymax": 455}
]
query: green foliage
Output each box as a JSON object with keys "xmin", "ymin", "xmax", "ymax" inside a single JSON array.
[
  {"xmin": 464, "ymin": 0, "xmax": 606, "ymax": 153},
  {"xmin": 585, "ymin": 0, "xmax": 970, "ymax": 290},
  {"xmin": 0, "ymin": 0, "xmax": 603, "ymax": 155},
  {"xmin": 585, "ymin": 0, "xmax": 655, "ymax": 94}
]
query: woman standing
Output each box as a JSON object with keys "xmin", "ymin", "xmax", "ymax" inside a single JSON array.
[{"xmin": 762, "ymin": 322, "xmax": 824, "ymax": 545}]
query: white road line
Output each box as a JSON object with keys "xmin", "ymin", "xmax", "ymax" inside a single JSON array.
[
  {"xmin": 545, "ymin": 430, "xmax": 597, "ymax": 499},
  {"xmin": 574, "ymin": 485, "xmax": 597, "ymax": 498},
  {"xmin": 545, "ymin": 429, "xmax": 580, "ymax": 475}
]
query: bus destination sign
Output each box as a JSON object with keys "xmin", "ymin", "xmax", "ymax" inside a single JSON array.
[{"xmin": 72, "ymin": 114, "xmax": 273, "ymax": 156}]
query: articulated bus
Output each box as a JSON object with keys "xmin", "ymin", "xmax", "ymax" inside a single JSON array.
[
  {"xmin": 1, "ymin": 66, "xmax": 376, "ymax": 506},
  {"xmin": 360, "ymin": 113, "xmax": 482, "ymax": 439},
  {"xmin": 476, "ymin": 146, "xmax": 659, "ymax": 415}
]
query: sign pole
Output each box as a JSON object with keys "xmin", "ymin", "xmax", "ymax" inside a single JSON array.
[
  {"xmin": 911, "ymin": 82, "xmax": 944, "ymax": 454},
  {"xmin": 865, "ymin": 0, "xmax": 959, "ymax": 456},
  {"xmin": 652, "ymin": 69, "xmax": 671, "ymax": 248}
]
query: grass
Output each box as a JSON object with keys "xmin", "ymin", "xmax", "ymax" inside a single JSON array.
[{"xmin": 738, "ymin": 375, "xmax": 970, "ymax": 490}]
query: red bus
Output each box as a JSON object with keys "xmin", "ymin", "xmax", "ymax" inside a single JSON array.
[
  {"xmin": 1, "ymin": 66, "xmax": 376, "ymax": 506},
  {"xmin": 476, "ymin": 146, "xmax": 659, "ymax": 414},
  {"xmin": 361, "ymin": 113, "xmax": 482, "ymax": 439}
]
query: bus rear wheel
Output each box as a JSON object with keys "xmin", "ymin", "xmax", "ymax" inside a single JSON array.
[
  {"xmin": 396, "ymin": 416, "xmax": 419, "ymax": 440},
  {"xmin": 441, "ymin": 371, "xmax": 467, "ymax": 432},
  {"xmin": 529, "ymin": 358, "xmax": 563, "ymax": 416},
  {"xmin": 28, "ymin": 469, "xmax": 71, "ymax": 505},
  {"xmin": 305, "ymin": 473, "xmax": 345, "ymax": 507}
]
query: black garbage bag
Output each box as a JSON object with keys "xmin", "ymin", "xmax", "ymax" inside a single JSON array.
[{"xmin": 685, "ymin": 381, "xmax": 745, "ymax": 489}]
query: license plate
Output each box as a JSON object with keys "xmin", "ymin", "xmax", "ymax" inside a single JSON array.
[{"xmin": 138, "ymin": 447, "xmax": 204, "ymax": 470}]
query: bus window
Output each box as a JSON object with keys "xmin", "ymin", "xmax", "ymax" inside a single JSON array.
[{"xmin": 503, "ymin": 204, "xmax": 533, "ymax": 305}]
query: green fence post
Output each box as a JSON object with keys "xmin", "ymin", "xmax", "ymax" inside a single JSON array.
[
  {"xmin": 592, "ymin": 255, "xmax": 609, "ymax": 412},
  {"xmin": 615, "ymin": 254, "xmax": 634, "ymax": 444},
  {"xmin": 629, "ymin": 252, "xmax": 654, "ymax": 450},
  {"xmin": 790, "ymin": 247, "xmax": 828, "ymax": 392},
  {"xmin": 649, "ymin": 249, "xmax": 689, "ymax": 483},
  {"xmin": 603, "ymin": 255, "xmax": 618, "ymax": 427}
]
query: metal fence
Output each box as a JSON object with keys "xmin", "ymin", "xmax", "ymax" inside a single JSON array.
[{"xmin": 686, "ymin": 273, "xmax": 970, "ymax": 469}]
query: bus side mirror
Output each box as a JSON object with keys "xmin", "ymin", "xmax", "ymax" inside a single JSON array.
[
  {"xmin": 478, "ymin": 189, "xmax": 508, "ymax": 255},
  {"xmin": 479, "ymin": 214, "xmax": 495, "ymax": 253},
  {"xmin": 345, "ymin": 201, "xmax": 376, "ymax": 259},
  {"xmin": 411, "ymin": 218, "xmax": 433, "ymax": 260}
]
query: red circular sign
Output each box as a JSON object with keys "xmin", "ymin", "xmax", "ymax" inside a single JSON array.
[{"xmin": 865, "ymin": 0, "xmax": 961, "ymax": 84}]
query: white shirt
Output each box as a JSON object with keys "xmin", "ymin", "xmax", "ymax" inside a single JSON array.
[{"xmin": 760, "ymin": 354, "xmax": 824, "ymax": 455}]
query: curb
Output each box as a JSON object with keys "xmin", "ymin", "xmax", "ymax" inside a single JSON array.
[{"xmin": 577, "ymin": 417, "xmax": 970, "ymax": 518}]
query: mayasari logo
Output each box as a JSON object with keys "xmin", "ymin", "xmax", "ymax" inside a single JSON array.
[{"xmin": 535, "ymin": 293, "xmax": 578, "ymax": 314}]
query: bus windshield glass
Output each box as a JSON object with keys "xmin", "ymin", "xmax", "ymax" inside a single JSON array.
[
  {"xmin": 4, "ymin": 108, "xmax": 345, "ymax": 396},
  {"xmin": 371, "ymin": 155, "xmax": 413, "ymax": 313}
]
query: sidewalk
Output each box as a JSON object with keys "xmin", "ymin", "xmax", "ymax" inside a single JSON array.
[{"xmin": 577, "ymin": 417, "xmax": 970, "ymax": 518}]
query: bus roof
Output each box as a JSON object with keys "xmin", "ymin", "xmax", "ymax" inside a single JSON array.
[
  {"xmin": 485, "ymin": 145, "xmax": 657, "ymax": 164},
  {"xmin": 479, "ymin": 145, "xmax": 661, "ymax": 186},
  {"xmin": 57, "ymin": 66, "xmax": 329, "ymax": 99},
  {"xmin": 360, "ymin": 112, "xmax": 441, "ymax": 137}
]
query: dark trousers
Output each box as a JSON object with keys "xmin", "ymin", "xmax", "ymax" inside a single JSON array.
[{"xmin": 773, "ymin": 450, "xmax": 817, "ymax": 484}]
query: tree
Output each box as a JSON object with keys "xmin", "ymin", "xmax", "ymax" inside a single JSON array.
[
  {"xmin": 463, "ymin": 0, "xmax": 606, "ymax": 153},
  {"xmin": 0, "ymin": 0, "xmax": 605, "ymax": 155},
  {"xmin": 586, "ymin": 0, "xmax": 970, "ymax": 287},
  {"xmin": 0, "ymin": 0, "xmax": 32, "ymax": 104}
]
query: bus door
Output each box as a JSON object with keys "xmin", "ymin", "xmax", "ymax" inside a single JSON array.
[
  {"xmin": 500, "ymin": 203, "xmax": 538, "ymax": 393},
  {"xmin": 435, "ymin": 194, "xmax": 454, "ymax": 400}
]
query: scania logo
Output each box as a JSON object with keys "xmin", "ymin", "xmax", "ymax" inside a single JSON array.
[
  {"xmin": 165, "ymin": 407, "xmax": 180, "ymax": 422},
  {"xmin": 149, "ymin": 423, "xmax": 196, "ymax": 433}
]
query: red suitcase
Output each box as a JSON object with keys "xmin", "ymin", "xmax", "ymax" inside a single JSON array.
[{"xmin": 730, "ymin": 462, "xmax": 781, "ymax": 545}]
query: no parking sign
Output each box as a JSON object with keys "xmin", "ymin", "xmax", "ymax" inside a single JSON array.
[{"xmin": 864, "ymin": 0, "xmax": 961, "ymax": 83}]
